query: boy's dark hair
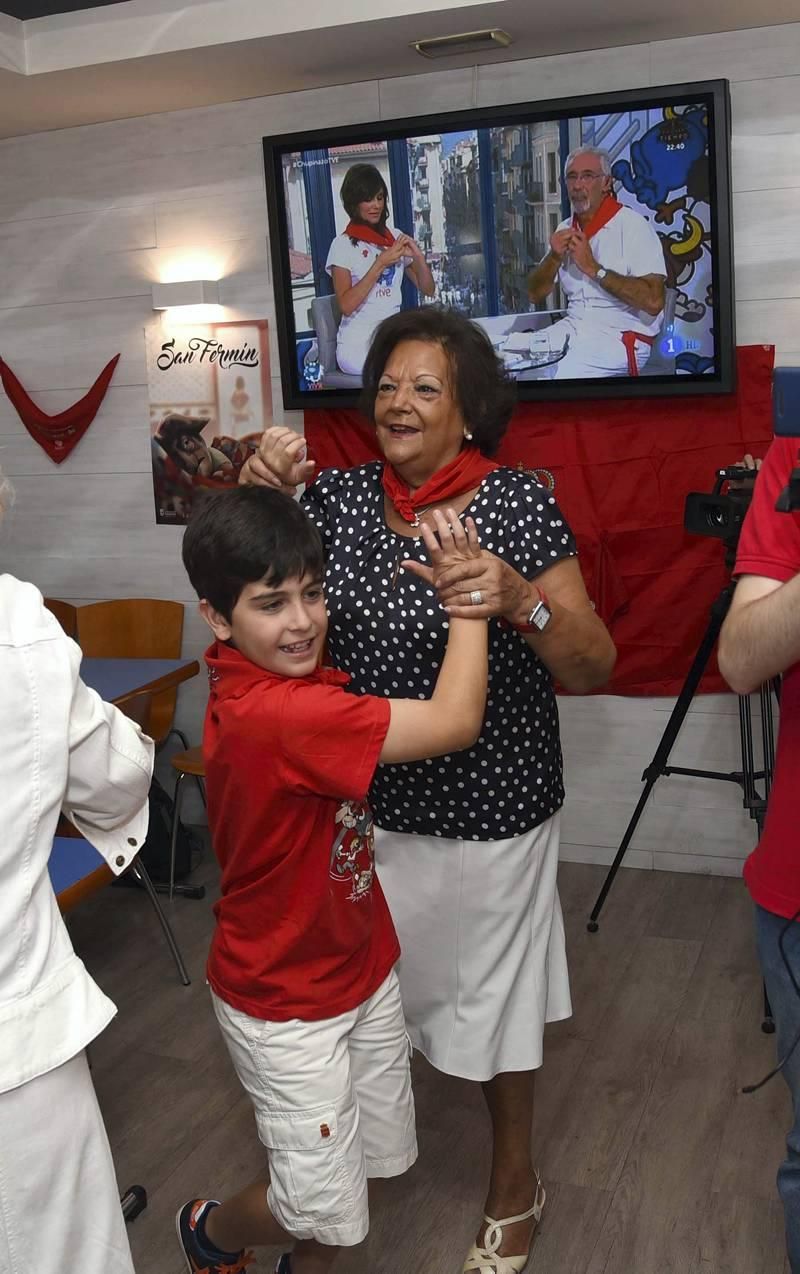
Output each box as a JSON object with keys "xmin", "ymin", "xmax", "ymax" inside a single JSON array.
[
  {"xmin": 340, "ymin": 163, "xmax": 390, "ymax": 229},
  {"xmin": 182, "ymin": 487, "xmax": 324, "ymax": 620},
  {"xmin": 360, "ymin": 305, "xmax": 517, "ymax": 458}
]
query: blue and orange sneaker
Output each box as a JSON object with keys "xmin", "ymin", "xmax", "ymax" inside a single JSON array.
[{"xmin": 175, "ymin": 1198, "xmax": 254, "ymax": 1273}]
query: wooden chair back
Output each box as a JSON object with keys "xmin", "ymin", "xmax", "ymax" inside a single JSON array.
[
  {"xmin": 44, "ymin": 597, "xmax": 78, "ymax": 638},
  {"xmin": 77, "ymin": 600, "xmax": 184, "ymax": 744},
  {"xmin": 116, "ymin": 691, "xmax": 154, "ymax": 733}
]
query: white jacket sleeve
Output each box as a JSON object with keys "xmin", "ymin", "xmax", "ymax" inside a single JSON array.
[{"xmin": 63, "ymin": 671, "xmax": 155, "ymax": 874}]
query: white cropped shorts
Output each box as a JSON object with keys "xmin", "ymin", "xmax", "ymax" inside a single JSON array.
[{"xmin": 212, "ymin": 969, "xmax": 417, "ymax": 1247}]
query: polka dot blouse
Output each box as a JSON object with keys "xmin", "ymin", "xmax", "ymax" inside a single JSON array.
[{"xmin": 302, "ymin": 462, "xmax": 577, "ymax": 842}]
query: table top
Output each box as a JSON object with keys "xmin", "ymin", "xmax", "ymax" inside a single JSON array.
[
  {"xmin": 80, "ymin": 656, "xmax": 200, "ymax": 704},
  {"xmin": 49, "ymin": 835, "xmax": 111, "ymax": 910}
]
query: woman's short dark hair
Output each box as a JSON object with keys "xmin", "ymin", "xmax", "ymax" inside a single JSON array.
[
  {"xmin": 360, "ymin": 306, "xmax": 517, "ymax": 457},
  {"xmin": 182, "ymin": 487, "xmax": 324, "ymax": 621},
  {"xmin": 340, "ymin": 164, "xmax": 390, "ymax": 228}
]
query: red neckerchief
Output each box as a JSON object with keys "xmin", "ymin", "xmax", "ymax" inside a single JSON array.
[
  {"xmin": 573, "ymin": 194, "xmax": 623, "ymax": 240},
  {"xmin": 382, "ymin": 448, "xmax": 499, "ymax": 525},
  {"xmin": 0, "ymin": 354, "xmax": 119, "ymax": 464},
  {"xmin": 344, "ymin": 220, "xmax": 395, "ymax": 249}
]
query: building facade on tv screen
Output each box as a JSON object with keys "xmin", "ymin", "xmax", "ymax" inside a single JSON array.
[{"xmin": 279, "ymin": 99, "xmax": 717, "ymax": 393}]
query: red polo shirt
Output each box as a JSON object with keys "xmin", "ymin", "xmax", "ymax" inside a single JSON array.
[
  {"xmin": 735, "ymin": 437, "xmax": 800, "ymax": 918},
  {"xmin": 203, "ymin": 641, "xmax": 397, "ymax": 1020}
]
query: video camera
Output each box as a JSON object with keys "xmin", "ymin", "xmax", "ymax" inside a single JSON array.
[
  {"xmin": 684, "ymin": 465, "xmax": 756, "ymax": 552},
  {"xmin": 685, "ymin": 450, "xmax": 800, "ymax": 559}
]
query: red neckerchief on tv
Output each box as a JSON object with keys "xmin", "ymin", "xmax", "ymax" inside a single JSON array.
[
  {"xmin": 344, "ymin": 220, "xmax": 395, "ymax": 248},
  {"xmin": 382, "ymin": 447, "xmax": 499, "ymax": 525},
  {"xmin": 573, "ymin": 194, "xmax": 623, "ymax": 240}
]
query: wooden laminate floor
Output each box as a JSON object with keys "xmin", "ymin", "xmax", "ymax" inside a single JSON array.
[{"xmin": 66, "ymin": 843, "xmax": 793, "ymax": 1274}]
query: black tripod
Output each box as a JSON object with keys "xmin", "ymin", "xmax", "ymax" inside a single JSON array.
[{"xmin": 586, "ymin": 560, "xmax": 778, "ymax": 979}]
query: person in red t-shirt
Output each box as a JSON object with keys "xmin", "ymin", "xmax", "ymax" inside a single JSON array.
[
  {"xmin": 719, "ymin": 437, "xmax": 800, "ymax": 1272},
  {"xmin": 176, "ymin": 485, "xmax": 488, "ymax": 1274}
]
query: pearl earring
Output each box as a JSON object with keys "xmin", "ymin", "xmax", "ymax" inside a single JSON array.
[{"xmin": 464, "ymin": 429, "xmax": 473, "ymax": 441}]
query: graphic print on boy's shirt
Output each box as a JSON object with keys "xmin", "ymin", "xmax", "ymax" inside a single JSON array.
[{"xmin": 330, "ymin": 800, "xmax": 376, "ymax": 902}]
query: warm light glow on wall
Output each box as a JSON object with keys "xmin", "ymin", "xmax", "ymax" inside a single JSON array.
[
  {"xmin": 160, "ymin": 254, "xmax": 223, "ymax": 285},
  {"xmin": 159, "ymin": 303, "xmax": 224, "ymax": 328}
]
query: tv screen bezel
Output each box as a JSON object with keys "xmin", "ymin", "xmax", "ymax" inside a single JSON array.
[{"xmin": 263, "ymin": 78, "xmax": 735, "ymax": 410}]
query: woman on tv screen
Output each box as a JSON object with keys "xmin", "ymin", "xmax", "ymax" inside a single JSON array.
[{"xmin": 325, "ymin": 162, "xmax": 435, "ymax": 376}]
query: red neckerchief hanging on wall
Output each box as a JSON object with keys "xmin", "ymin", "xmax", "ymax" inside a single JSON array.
[
  {"xmin": 382, "ymin": 447, "xmax": 499, "ymax": 525},
  {"xmin": 0, "ymin": 353, "xmax": 120, "ymax": 463},
  {"xmin": 573, "ymin": 194, "xmax": 623, "ymax": 239},
  {"xmin": 344, "ymin": 221, "xmax": 395, "ymax": 248}
]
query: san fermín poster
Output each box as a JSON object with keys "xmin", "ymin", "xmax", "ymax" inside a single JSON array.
[{"xmin": 147, "ymin": 319, "xmax": 271, "ymax": 525}]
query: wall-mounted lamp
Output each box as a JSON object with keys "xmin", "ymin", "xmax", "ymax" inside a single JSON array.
[{"xmin": 151, "ymin": 279, "xmax": 220, "ymax": 309}]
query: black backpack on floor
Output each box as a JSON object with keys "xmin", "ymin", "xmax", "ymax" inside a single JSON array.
[{"xmin": 137, "ymin": 776, "xmax": 200, "ymax": 883}]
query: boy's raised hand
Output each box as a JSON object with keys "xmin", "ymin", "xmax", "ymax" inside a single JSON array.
[{"xmin": 401, "ymin": 507, "xmax": 481, "ymax": 591}]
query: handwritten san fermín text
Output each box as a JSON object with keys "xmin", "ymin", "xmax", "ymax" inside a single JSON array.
[{"xmin": 156, "ymin": 337, "xmax": 259, "ymax": 371}]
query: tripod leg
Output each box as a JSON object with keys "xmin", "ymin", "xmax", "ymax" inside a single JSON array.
[
  {"xmin": 760, "ymin": 682, "xmax": 776, "ymax": 799},
  {"xmin": 587, "ymin": 781, "xmax": 664, "ymax": 931},
  {"xmin": 587, "ymin": 581, "xmax": 735, "ymax": 932},
  {"xmin": 763, "ymin": 981, "xmax": 776, "ymax": 1035}
]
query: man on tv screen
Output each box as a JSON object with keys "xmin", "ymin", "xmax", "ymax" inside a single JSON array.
[{"xmin": 526, "ymin": 146, "xmax": 667, "ymax": 379}]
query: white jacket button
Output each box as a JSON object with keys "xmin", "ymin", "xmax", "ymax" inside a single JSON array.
[
  {"xmin": 127, "ymin": 837, "xmax": 137, "ymax": 846},
  {"xmin": 115, "ymin": 855, "xmax": 125, "ymax": 867}
]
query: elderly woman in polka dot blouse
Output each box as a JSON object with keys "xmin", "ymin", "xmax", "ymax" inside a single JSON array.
[{"xmin": 241, "ymin": 305, "xmax": 616, "ymax": 1273}]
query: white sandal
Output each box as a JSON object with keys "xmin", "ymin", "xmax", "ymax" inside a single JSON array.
[{"xmin": 461, "ymin": 1174, "xmax": 546, "ymax": 1274}]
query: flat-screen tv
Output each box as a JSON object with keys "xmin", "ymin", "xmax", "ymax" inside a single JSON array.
[{"xmin": 263, "ymin": 79, "xmax": 734, "ymax": 409}]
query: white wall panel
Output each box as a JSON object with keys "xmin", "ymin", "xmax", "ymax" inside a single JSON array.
[
  {"xmin": 734, "ymin": 189, "xmax": 800, "ymax": 301},
  {"xmin": 558, "ymin": 842, "xmax": 654, "ymax": 872},
  {"xmin": 0, "ymin": 297, "xmax": 152, "ymax": 387},
  {"xmin": 476, "ymin": 44, "xmax": 652, "ymax": 108},
  {"xmin": 560, "ymin": 793, "xmax": 753, "ymax": 859},
  {"xmin": 0, "ymin": 26, "xmax": 795, "ymax": 876},
  {"xmin": 732, "ymin": 133, "xmax": 800, "ymax": 194},
  {"xmin": 737, "ymin": 301, "xmax": 800, "ymax": 364},
  {"xmin": 0, "ymin": 206, "xmax": 156, "ymax": 260},
  {"xmin": 0, "ymin": 237, "xmax": 269, "ymax": 311},
  {"xmin": 731, "ymin": 74, "xmax": 800, "ymax": 135},
  {"xmin": 155, "ymin": 191, "xmax": 267, "ymax": 249},
  {"xmin": 379, "ymin": 65, "xmax": 476, "ymax": 119},
  {"xmin": 650, "ymin": 22, "xmax": 800, "ymax": 83},
  {"xmin": 145, "ymin": 80, "xmax": 381, "ymax": 155},
  {"xmin": 0, "ymin": 143, "xmax": 264, "ymax": 224}
]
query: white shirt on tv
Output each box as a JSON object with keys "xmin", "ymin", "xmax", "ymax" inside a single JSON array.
[
  {"xmin": 325, "ymin": 223, "xmax": 412, "ymax": 376},
  {"xmin": 557, "ymin": 203, "xmax": 666, "ymax": 339}
]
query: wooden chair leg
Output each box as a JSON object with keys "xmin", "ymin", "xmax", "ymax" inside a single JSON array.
[{"xmin": 129, "ymin": 857, "xmax": 190, "ymax": 986}]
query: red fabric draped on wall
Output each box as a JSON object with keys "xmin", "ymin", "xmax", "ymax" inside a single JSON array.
[{"xmin": 304, "ymin": 345, "xmax": 775, "ymax": 696}]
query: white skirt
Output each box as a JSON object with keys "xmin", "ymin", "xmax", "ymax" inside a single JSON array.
[
  {"xmin": 374, "ymin": 813, "xmax": 571, "ymax": 1082},
  {"xmin": 0, "ymin": 1053, "xmax": 134, "ymax": 1274}
]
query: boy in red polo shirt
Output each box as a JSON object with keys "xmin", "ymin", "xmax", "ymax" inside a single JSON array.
[{"xmin": 177, "ymin": 486, "xmax": 488, "ymax": 1274}]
